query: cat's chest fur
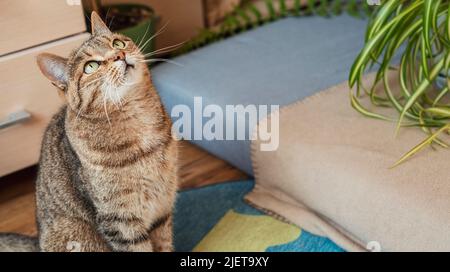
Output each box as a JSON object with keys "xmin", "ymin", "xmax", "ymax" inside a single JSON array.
[
  {"xmin": 65, "ymin": 97, "xmax": 176, "ymax": 218},
  {"xmin": 81, "ymin": 164, "xmax": 175, "ymax": 217}
]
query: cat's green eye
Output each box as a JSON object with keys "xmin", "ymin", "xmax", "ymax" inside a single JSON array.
[
  {"xmin": 84, "ymin": 61, "xmax": 100, "ymax": 74},
  {"xmin": 112, "ymin": 39, "xmax": 126, "ymax": 49}
]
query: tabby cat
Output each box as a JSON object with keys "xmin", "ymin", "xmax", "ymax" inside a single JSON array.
[{"xmin": 0, "ymin": 12, "xmax": 178, "ymax": 252}]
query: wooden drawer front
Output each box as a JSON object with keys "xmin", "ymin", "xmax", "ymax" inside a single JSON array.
[
  {"xmin": 0, "ymin": 33, "xmax": 89, "ymax": 177},
  {"xmin": 0, "ymin": 0, "xmax": 86, "ymax": 56}
]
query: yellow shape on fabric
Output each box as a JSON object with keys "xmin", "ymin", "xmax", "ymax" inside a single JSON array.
[{"xmin": 193, "ymin": 210, "xmax": 301, "ymax": 252}]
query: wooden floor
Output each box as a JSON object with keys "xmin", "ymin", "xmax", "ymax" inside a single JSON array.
[{"xmin": 0, "ymin": 141, "xmax": 247, "ymax": 236}]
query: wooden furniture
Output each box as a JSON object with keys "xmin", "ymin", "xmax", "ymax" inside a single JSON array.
[{"xmin": 0, "ymin": 0, "xmax": 88, "ymax": 177}]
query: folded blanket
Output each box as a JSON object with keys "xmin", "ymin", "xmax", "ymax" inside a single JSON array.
[
  {"xmin": 152, "ymin": 15, "xmax": 368, "ymax": 175},
  {"xmin": 245, "ymin": 73, "xmax": 450, "ymax": 252}
]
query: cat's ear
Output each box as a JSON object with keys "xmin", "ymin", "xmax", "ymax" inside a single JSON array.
[
  {"xmin": 36, "ymin": 53, "xmax": 68, "ymax": 91},
  {"xmin": 91, "ymin": 11, "xmax": 111, "ymax": 35}
]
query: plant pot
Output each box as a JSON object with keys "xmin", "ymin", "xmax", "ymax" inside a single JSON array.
[{"xmin": 102, "ymin": 4, "xmax": 158, "ymax": 56}]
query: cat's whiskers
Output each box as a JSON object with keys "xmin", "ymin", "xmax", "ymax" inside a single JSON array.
[
  {"xmin": 109, "ymin": 66, "xmax": 131, "ymax": 110},
  {"xmin": 103, "ymin": 102, "xmax": 112, "ymax": 127},
  {"xmin": 128, "ymin": 53, "xmax": 145, "ymax": 65},
  {"xmin": 137, "ymin": 20, "xmax": 153, "ymax": 49},
  {"xmin": 131, "ymin": 47, "xmax": 183, "ymax": 67},
  {"xmin": 107, "ymin": 85, "xmax": 118, "ymax": 110},
  {"xmin": 114, "ymin": 86, "xmax": 124, "ymax": 109},
  {"xmin": 111, "ymin": 84, "xmax": 124, "ymax": 110},
  {"xmin": 144, "ymin": 42, "xmax": 186, "ymax": 57},
  {"xmin": 78, "ymin": 75, "xmax": 107, "ymax": 92},
  {"xmin": 115, "ymin": 79, "xmax": 130, "ymax": 108},
  {"xmin": 74, "ymin": 106, "xmax": 83, "ymax": 124},
  {"xmin": 138, "ymin": 20, "xmax": 170, "ymax": 53},
  {"xmin": 101, "ymin": 84, "xmax": 112, "ymax": 127},
  {"xmin": 142, "ymin": 41, "xmax": 186, "ymax": 58},
  {"xmin": 137, "ymin": 58, "xmax": 184, "ymax": 67},
  {"xmin": 74, "ymin": 75, "xmax": 109, "ymax": 124},
  {"xmin": 108, "ymin": 17, "xmax": 115, "ymax": 29},
  {"xmin": 104, "ymin": 73, "xmax": 122, "ymax": 111},
  {"xmin": 104, "ymin": 7, "xmax": 115, "ymax": 30}
]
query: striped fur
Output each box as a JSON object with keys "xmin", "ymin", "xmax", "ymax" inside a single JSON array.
[
  {"xmin": 0, "ymin": 234, "xmax": 39, "ymax": 252},
  {"xmin": 0, "ymin": 12, "xmax": 177, "ymax": 252}
]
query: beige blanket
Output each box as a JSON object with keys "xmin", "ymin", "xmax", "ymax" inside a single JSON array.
[{"xmin": 246, "ymin": 73, "xmax": 450, "ymax": 252}]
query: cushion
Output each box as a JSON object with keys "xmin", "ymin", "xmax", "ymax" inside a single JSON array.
[
  {"xmin": 174, "ymin": 180, "xmax": 343, "ymax": 252},
  {"xmin": 245, "ymin": 73, "xmax": 450, "ymax": 251},
  {"xmin": 152, "ymin": 14, "xmax": 368, "ymax": 174}
]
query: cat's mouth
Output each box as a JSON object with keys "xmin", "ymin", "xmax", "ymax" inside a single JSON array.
[
  {"xmin": 124, "ymin": 63, "xmax": 134, "ymax": 76},
  {"xmin": 125, "ymin": 61, "xmax": 135, "ymax": 71},
  {"xmin": 119, "ymin": 60, "xmax": 135, "ymax": 79},
  {"xmin": 111, "ymin": 57, "xmax": 138, "ymax": 87}
]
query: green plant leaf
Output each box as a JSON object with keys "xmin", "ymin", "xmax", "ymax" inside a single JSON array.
[
  {"xmin": 293, "ymin": 0, "xmax": 301, "ymax": 16},
  {"xmin": 423, "ymin": 0, "xmax": 434, "ymax": 60},
  {"xmin": 396, "ymin": 58, "xmax": 445, "ymax": 134},
  {"xmin": 392, "ymin": 124, "xmax": 450, "ymax": 168},
  {"xmin": 306, "ymin": 0, "xmax": 316, "ymax": 15},
  {"xmin": 249, "ymin": 4, "xmax": 263, "ymax": 23},
  {"xmin": 265, "ymin": 0, "xmax": 276, "ymax": 20},
  {"xmin": 279, "ymin": 0, "xmax": 287, "ymax": 16},
  {"xmin": 317, "ymin": 0, "xmax": 329, "ymax": 17}
]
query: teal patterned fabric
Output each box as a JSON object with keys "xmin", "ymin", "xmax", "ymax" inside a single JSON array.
[{"xmin": 174, "ymin": 180, "xmax": 343, "ymax": 252}]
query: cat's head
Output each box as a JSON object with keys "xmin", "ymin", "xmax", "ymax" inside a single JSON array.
[{"xmin": 36, "ymin": 12, "xmax": 148, "ymax": 117}]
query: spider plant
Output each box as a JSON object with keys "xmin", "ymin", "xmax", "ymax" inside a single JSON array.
[
  {"xmin": 349, "ymin": 0, "xmax": 450, "ymax": 166},
  {"xmin": 178, "ymin": 0, "xmax": 373, "ymax": 54}
]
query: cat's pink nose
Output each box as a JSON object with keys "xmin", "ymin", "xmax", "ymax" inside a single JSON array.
[{"xmin": 113, "ymin": 51, "xmax": 125, "ymax": 62}]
